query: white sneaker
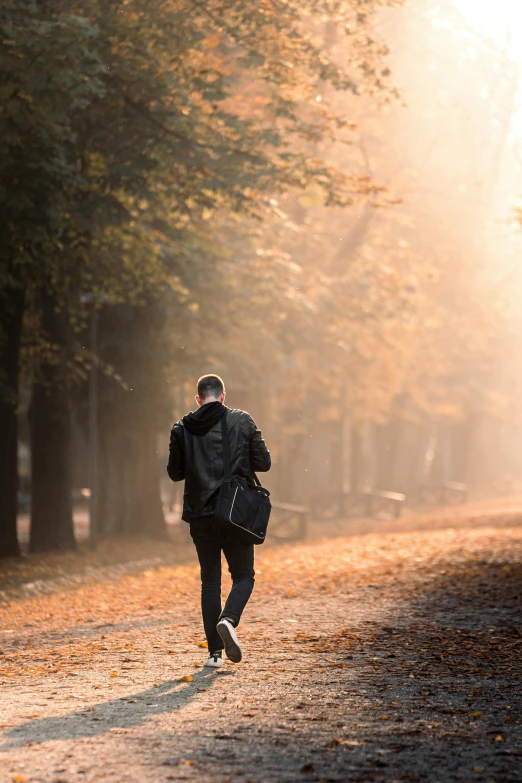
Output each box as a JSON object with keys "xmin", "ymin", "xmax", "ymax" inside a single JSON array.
[
  {"xmin": 216, "ymin": 619, "xmax": 242, "ymax": 663},
  {"xmin": 204, "ymin": 651, "xmax": 223, "ymax": 668}
]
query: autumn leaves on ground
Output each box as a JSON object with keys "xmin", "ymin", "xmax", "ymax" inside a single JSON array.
[{"xmin": 1, "ymin": 508, "xmax": 521, "ymax": 783}]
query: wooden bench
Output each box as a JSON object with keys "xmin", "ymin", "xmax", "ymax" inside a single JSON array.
[
  {"xmin": 270, "ymin": 501, "xmax": 309, "ymax": 542},
  {"xmin": 418, "ymin": 481, "xmax": 469, "ymax": 505},
  {"xmin": 311, "ymin": 490, "xmax": 406, "ymax": 520},
  {"xmin": 310, "ymin": 492, "xmax": 345, "ymax": 519},
  {"xmin": 440, "ymin": 481, "xmax": 469, "ymax": 504},
  {"xmin": 363, "ymin": 489, "xmax": 406, "ymax": 519}
]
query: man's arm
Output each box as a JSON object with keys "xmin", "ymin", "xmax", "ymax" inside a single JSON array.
[
  {"xmin": 249, "ymin": 418, "xmax": 271, "ymax": 473},
  {"xmin": 167, "ymin": 422, "xmax": 185, "ymax": 481}
]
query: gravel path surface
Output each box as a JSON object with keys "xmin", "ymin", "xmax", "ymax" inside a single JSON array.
[{"xmin": 1, "ymin": 518, "xmax": 521, "ymax": 783}]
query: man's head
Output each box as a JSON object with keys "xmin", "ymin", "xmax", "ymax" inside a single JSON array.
[{"xmin": 196, "ymin": 374, "xmax": 226, "ymax": 406}]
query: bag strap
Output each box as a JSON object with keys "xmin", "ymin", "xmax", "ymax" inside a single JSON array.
[
  {"xmin": 221, "ymin": 413, "xmax": 262, "ymax": 489},
  {"xmin": 221, "ymin": 413, "xmax": 232, "ymax": 485},
  {"xmin": 221, "ymin": 413, "xmax": 264, "ymax": 490}
]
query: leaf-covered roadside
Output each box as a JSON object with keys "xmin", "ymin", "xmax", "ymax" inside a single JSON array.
[{"xmin": 1, "ymin": 518, "xmax": 521, "ymax": 782}]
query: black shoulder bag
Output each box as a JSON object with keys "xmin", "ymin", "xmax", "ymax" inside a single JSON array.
[{"xmin": 214, "ymin": 414, "xmax": 271, "ymax": 544}]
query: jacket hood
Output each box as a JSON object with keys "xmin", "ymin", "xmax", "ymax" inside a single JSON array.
[{"xmin": 182, "ymin": 401, "xmax": 228, "ymax": 436}]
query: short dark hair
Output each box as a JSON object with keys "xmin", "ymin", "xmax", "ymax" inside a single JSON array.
[{"xmin": 197, "ymin": 374, "xmax": 225, "ymax": 400}]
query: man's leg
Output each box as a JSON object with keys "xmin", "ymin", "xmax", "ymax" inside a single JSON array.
[
  {"xmin": 220, "ymin": 542, "xmax": 255, "ymax": 627},
  {"xmin": 189, "ymin": 521, "xmax": 224, "ymax": 653}
]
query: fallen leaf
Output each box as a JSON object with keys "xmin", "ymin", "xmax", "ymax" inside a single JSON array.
[
  {"xmin": 110, "ymin": 672, "xmax": 118, "ymax": 677},
  {"xmin": 179, "ymin": 675, "xmax": 193, "ymax": 682}
]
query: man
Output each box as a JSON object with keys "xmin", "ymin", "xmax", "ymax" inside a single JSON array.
[{"xmin": 167, "ymin": 374, "xmax": 271, "ymax": 668}]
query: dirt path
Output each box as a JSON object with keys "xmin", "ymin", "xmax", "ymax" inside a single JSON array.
[{"xmin": 1, "ymin": 517, "xmax": 521, "ymax": 783}]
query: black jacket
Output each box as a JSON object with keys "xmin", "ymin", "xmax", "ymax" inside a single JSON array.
[{"xmin": 167, "ymin": 402, "xmax": 271, "ymax": 521}]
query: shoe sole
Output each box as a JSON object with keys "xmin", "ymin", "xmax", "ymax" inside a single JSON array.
[{"xmin": 217, "ymin": 621, "xmax": 242, "ymax": 663}]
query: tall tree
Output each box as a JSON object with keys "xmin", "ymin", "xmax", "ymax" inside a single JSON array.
[
  {"xmin": 28, "ymin": 287, "xmax": 76, "ymax": 552},
  {"xmin": 0, "ymin": 1, "xmax": 103, "ymax": 556}
]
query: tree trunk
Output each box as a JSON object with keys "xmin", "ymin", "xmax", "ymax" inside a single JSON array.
[
  {"xmin": 95, "ymin": 304, "xmax": 167, "ymax": 539},
  {"xmin": 97, "ymin": 377, "xmax": 166, "ymax": 538},
  {"xmin": 28, "ymin": 290, "xmax": 76, "ymax": 553},
  {"xmin": 29, "ymin": 384, "xmax": 76, "ymax": 552},
  {"xmin": 0, "ymin": 286, "xmax": 25, "ymax": 559},
  {"xmin": 350, "ymin": 428, "xmax": 363, "ymax": 495},
  {"xmin": 375, "ymin": 418, "xmax": 402, "ymax": 490}
]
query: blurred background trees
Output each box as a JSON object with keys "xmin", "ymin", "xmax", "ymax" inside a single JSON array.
[{"xmin": 2, "ymin": 0, "xmax": 522, "ymax": 556}]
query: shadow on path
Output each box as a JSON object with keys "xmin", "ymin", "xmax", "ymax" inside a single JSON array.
[{"xmin": 2, "ymin": 668, "xmax": 234, "ymax": 750}]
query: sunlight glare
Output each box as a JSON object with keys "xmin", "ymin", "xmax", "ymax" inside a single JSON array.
[{"xmin": 454, "ymin": 0, "xmax": 522, "ymax": 64}]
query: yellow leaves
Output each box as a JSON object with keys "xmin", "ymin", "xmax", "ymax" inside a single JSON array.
[
  {"xmin": 12, "ymin": 777, "xmax": 28, "ymax": 782},
  {"xmin": 197, "ymin": 641, "xmax": 208, "ymax": 648},
  {"xmin": 379, "ymin": 715, "xmax": 390, "ymax": 720},
  {"xmin": 109, "ymin": 672, "xmax": 118, "ymax": 677},
  {"xmin": 298, "ymin": 186, "xmax": 325, "ymax": 209},
  {"xmin": 468, "ymin": 711, "xmax": 482, "ymax": 718},
  {"xmin": 181, "ymin": 759, "xmax": 193, "ymax": 766},
  {"xmin": 179, "ymin": 675, "xmax": 193, "ymax": 682},
  {"xmin": 201, "ymin": 34, "xmax": 221, "ymax": 50},
  {"xmin": 284, "ymin": 588, "xmax": 296, "ymax": 598},
  {"xmin": 495, "ymin": 735, "xmax": 504, "ymax": 742}
]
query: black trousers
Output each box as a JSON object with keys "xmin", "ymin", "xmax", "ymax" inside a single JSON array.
[{"xmin": 189, "ymin": 516, "xmax": 255, "ymax": 652}]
